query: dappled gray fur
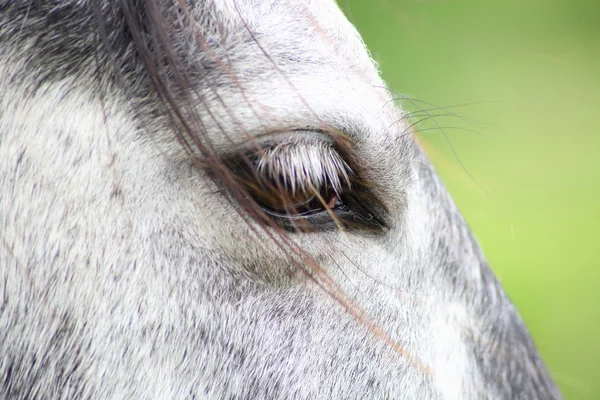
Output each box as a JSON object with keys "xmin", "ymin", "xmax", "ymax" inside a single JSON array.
[{"xmin": 0, "ymin": 1, "xmax": 560, "ymax": 399}]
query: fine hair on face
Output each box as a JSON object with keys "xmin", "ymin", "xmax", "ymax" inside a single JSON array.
[{"xmin": 0, "ymin": 1, "xmax": 561, "ymax": 398}]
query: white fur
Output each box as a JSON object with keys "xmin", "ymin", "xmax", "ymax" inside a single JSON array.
[{"xmin": 0, "ymin": 1, "xmax": 560, "ymax": 399}]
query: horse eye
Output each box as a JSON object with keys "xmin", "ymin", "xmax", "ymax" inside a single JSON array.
[
  {"xmin": 243, "ymin": 171, "xmax": 344, "ymax": 217},
  {"xmin": 227, "ymin": 139, "xmax": 388, "ymax": 232}
]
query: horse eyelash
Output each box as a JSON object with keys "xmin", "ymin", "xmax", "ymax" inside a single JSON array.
[{"xmin": 252, "ymin": 141, "xmax": 353, "ymax": 196}]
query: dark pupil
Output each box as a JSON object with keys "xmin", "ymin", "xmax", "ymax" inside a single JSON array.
[{"xmin": 248, "ymin": 174, "xmax": 337, "ymax": 215}]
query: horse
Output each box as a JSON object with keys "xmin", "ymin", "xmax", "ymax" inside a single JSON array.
[{"xmin": 0, "ymin": 1, "xmax": 561, "ymax": 398}]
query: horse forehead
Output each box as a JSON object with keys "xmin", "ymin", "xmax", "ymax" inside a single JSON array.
[
  {"xmin": 184, "ymin": 0, "xmax": 394, "ymax": 147},
  {"xmin": 207, "ymin": 0, "xmax": 377, "ymax": 76}
]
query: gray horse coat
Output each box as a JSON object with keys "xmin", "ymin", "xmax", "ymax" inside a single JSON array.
[{"xmin": 0, "ymin": 1, "xmax": 561, "ymax": 399}]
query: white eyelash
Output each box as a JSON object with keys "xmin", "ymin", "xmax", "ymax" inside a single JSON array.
[{"xmin": 254, "ymin": 141, "xmax": 352, "ymax": 196}]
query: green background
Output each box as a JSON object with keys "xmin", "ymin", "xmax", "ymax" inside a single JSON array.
[{"xmin": 342, "ymin": 1, "xmax": 599, "ymax": 398}]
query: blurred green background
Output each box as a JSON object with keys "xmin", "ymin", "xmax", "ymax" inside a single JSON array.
[{"xmin": 342, "ymin": 1, "xmax": 599, "ymax": 398}]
